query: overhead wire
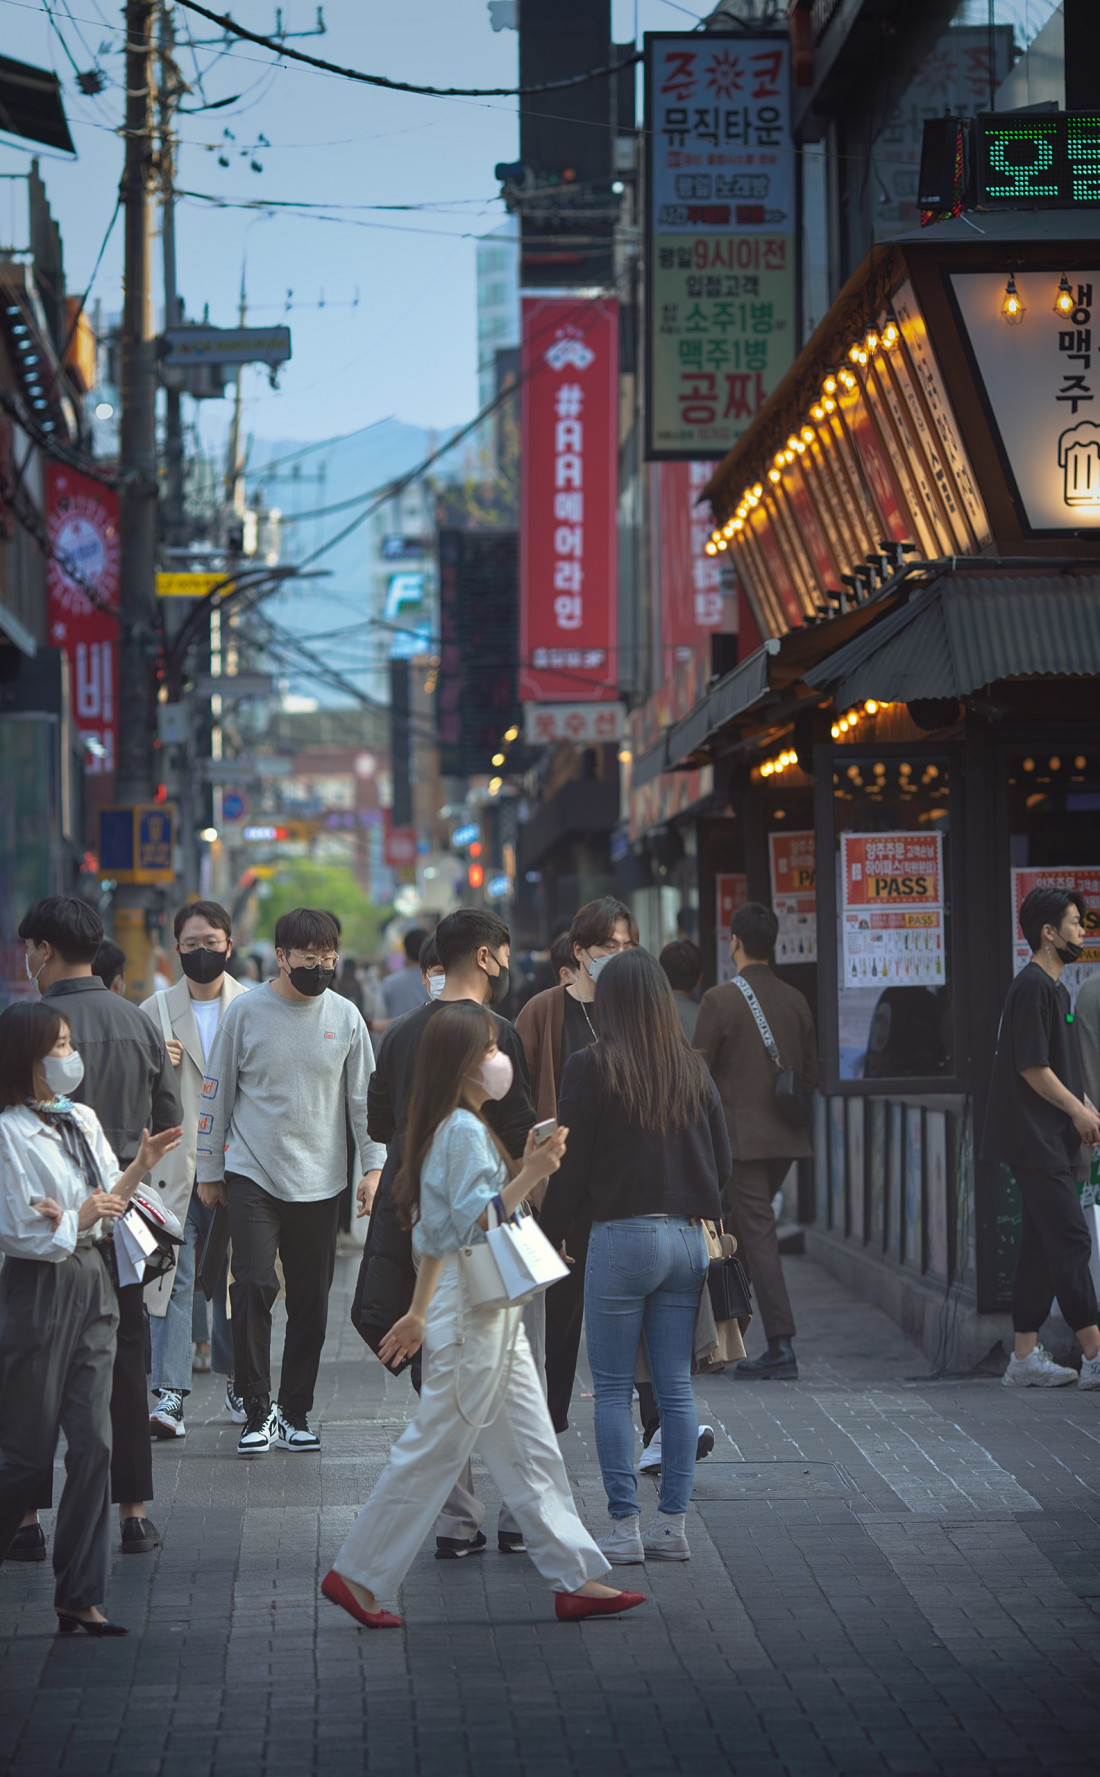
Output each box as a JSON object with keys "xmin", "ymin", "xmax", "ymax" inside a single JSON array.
[{"xmin": 173, "ymin": 0, "xmax": 638, "ymax": 100}]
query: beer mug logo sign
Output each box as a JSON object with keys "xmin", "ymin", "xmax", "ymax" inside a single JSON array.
[{"xmin": 1058, "ymin": 421, "xmax": 1100, "ymax": 507}]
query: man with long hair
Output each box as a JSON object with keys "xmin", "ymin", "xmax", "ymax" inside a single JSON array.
[{"xmin": 353, "ymin": 907, "xmax": 537, "ymax": 1558}]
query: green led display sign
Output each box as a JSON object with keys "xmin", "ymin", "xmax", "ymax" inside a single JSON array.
[{"xmin": 977, "ymin": 112, "xmax": 1100, "ymax": 208}]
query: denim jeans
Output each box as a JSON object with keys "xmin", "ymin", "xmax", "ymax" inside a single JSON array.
[
  {"xmin": 187, "ymin": 1188, "xmax": 234, "ymax": 1376},
  {"xmin": 584, "ymin": 1216, "xmax": 708, "ymax": 1519}
]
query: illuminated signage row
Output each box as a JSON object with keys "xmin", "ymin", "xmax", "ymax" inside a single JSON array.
[{"xmin": 705, "ymin": 279, "xmax": 991, "ymax": 638}]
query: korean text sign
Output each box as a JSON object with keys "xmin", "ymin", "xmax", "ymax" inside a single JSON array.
[
  {"xmin": 655, "ymin": 460, "xmax": 731, "ymax": 674},
  {"xmin": 645, "ymin": 33, "xmax": 795, "ymax": 459},
  {"xmin": 715, "ymin": 870, "xmax": 748, "ymax": 985},
  {"xmin": 45, "ymin": 465, "xmax": 119, "ymax": 785},
  {"xmin": 520, "ymin": 296, "xmax": 619, "ymax": 703},
  {"xmin": 841, "ymin": 832, "xmax": 945, "ymax": 987},
  {"xmin": 769, "ymin": 830, "xmax": 817, "ymax": 963}
]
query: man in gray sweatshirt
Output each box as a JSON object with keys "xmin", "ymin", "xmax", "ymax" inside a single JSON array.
[{"xmin": 197, "ymin": 907, "xmax": 386, "ymax": 1456}]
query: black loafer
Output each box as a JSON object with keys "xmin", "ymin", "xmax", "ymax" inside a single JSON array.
[
  {"xmin": 434, "ymin": 1531, "xmax": 487, "ymax": 1560},
  {"xmin": 8, "ymin": 1523, "xmax": 47, "ymax": 1562},
  {"xmin": 120, "ymin": 1517, "xmax": 161, "ymax": 1554},
  {"xmin": 498, "ymin": 1530, "xmax": 527, "ymax": 1554}
]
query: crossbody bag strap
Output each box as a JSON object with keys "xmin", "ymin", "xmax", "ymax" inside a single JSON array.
[
  {"xmin": 154, "ymin": 989, "xmax": 174, "ymax": 1048},
  {"xmin": 733, "ymin": 976, "xmax": 782, "ymax": 1069}
]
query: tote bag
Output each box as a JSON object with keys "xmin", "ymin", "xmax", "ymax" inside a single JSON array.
[{"xmin": 460, "ymin": 1196, "xmax": 568, "ymax": 1310}]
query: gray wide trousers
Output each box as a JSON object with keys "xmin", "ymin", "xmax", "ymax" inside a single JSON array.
[{"xmin": 0, "ymin": 1246, "xmax": 118, "ymax": 1610}]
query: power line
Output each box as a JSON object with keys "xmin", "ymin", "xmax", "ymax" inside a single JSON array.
[{"xmin": 173, "ymin": 1, "xmax": 638, "ymax": 99}]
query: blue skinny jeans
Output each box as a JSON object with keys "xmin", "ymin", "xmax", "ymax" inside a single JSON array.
[{"xmin": 584, "ymin": 1215, "xmax": 708, "ymax": 1519}]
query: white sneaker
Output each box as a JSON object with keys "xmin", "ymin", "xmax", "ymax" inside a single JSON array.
[
  {"xmin": 149, "ymin": 1389, "xmax": 186, "ymax": 1439},
  {"xmin": 642, "ymin": 1512, "xmax": 690, "ymax": 1561},
  {"xmin": 597, "ymin": 1517, "xmax": 645, "ymax": 1565},
  {"xmin": 1002, "ymin": 1344, "xmax": 1077, "ymax": 1387},
  {"xmin": 274, "ymin": 1406, "xmax": 321, "ymax": 1451},
  {"xmin": 225, "ymin": 1381, "xmax": 247, "ymax": 1423},
  {"xmin": 237, "ymin": 1403, "xmax": 277, "ymax": 1456},
  {"xmin": 1078, "ymin": 1354, "xmax": 1100, "ymax": 1390},
  {"xmin": 639, "ymin": 1430, "xmax": 662, "ymax": 1474}
]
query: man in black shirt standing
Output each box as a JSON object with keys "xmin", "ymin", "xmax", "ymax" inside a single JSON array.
[
  {"xmin": 352, "ymin": 908, "xmax": 536, "ymax": 1557},
  {"xmin": 982, "ymin": 885, "xmax": 1100, "ymax": 1388}
]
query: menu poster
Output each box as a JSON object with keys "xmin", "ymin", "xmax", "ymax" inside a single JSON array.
[
  {"xmin": 769, "ymin": 829, "xmax": 817, "ymax": 963},
  {"xmin": 841, "ymin": 831, "xmax": 945, "ymax": 987},
  {"xmin": 1011, "ymin": 866, "xmax": 1100, "ymax": 1005},
  {"xmin": 716, "ymin": 870, "xmax": 748, "ymax": 985}
]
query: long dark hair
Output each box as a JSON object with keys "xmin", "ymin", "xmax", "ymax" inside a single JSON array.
[
  {"xmin": 0, "ymin": 1002, "xmax": 66, "ymax": 1108},
  {"xmin": 593, "ymin": 948, "xmax": 711, "ymax": 1134},
  {"xmin": 393, "ymin": 1001, "xmax": 510, "ymax": 1229}
]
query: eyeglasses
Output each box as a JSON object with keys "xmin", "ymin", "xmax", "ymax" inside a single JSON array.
[
  {"xmin": 287, "ymin": 951, "xmax": 339, "ymax": 969},
  {"xmin": 178, "ymin": 938, "xmax": 229, "ymax": 952}
]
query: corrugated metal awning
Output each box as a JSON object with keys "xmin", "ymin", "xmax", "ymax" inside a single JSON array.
[
  {"xmin": 803, "ymin": 573, "xmax": 1100, "ymax": 707},
  {"xmin": 633, "ymin": 643, "xmax": 778, "ymax": 787}
]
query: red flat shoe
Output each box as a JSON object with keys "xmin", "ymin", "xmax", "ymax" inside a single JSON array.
[
  {"xmin": 321, "ymin": 1569, "xmax": 403, "ymax": 1629},
  {"xmin": 555, "ymin": 1589, "xmax": 646, "ymax": 1622}
]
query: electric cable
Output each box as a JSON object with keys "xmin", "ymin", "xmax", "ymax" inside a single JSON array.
[{"xmin": 173, "ymin": 0, "xmax": 639, "ymax": 100}]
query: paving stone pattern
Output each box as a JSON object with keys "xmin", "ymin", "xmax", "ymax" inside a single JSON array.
[{"xmin": 3, "ymin": 1253, "xmax": 1100, "ymax": 1775}]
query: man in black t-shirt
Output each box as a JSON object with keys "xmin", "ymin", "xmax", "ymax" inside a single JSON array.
[{"xmin": 982, "ymin": 886, "xmax": 1100, "ymax": 1388}]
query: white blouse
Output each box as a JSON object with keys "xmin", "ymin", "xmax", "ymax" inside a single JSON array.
[{"xmin": 0, "ymin": 1102, "xmax": 120, "ymax": 1262}]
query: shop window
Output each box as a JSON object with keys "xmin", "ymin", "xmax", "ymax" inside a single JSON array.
[
  {"xmin": 828, "ymin": 751, "xmax": 953, "ymax": 1084},
  {"xmin": 1007, "ymin": 750, "xmax": 1100, "ymax": 999}
]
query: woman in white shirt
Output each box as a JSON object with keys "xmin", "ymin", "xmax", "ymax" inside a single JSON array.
[
  {"xmin": 321, "ymin": 1000, "xmax": 646, "ymax": 1629},
  {"xmin": 0, "ymin": 1001, "xmax": 180, "ymax": 1636}
]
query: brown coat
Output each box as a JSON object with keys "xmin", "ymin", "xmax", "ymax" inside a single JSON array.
[
  {"xmin": 514, "ymin": 984, "xmax": 567, "ymax": 1123},
  {"xmin": 694, "ymin": 965, "xmax": 818, "ymax": 1161}
]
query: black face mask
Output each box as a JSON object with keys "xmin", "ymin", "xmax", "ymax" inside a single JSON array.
[
  {"xmin": 485, "ymin": 960, "xmax": 511, "ymax": 1008},
  {"xmin": 288, "ymin": 963, "xmax": 335, "ymax": 997},
  {"xmin": 179, "ymin": 946, "xmax": 228, "ymax": 985},
  {"xmin": 1054, "ymin": 936, "xmax": 1084, "ymax": 965}
]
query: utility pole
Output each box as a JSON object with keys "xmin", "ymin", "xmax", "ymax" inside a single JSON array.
[
  {"xmin": 158, "ymin": 0, "xmax": 185, "ymax": 547},
  {"xmin": 115, "ymin": 0, "xmax": 160, "ymax": 1000}
]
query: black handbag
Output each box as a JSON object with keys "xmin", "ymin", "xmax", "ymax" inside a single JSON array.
[
  {"xmin": 707, "ymin": 1251, "xmax": 753, "ymax": 1323},
  {"xmin": 733, "ymin": 977, "xmax": 813, "ymax": 1131}
]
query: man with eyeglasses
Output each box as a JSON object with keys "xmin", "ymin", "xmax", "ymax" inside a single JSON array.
[
  {"xmin": 139, "ymin": 900, "xmax": 251, "ymax": 1440},
  {"xmin": 197, "ymin": 907, "xmax": 386, "ymax": 1456}
]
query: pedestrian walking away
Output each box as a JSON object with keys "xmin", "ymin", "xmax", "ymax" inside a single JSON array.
[
  {"xmin": 515, "ymin": 896, "xmax": 638, "ymax": 1432},
  {"xmin": 323, "ymin": 1001, "xmax": 644, "ymax": 1628},
  {"xmin": 660, "ymin": 939, "xmax": 704, "ymax": 1043},
  {"xmin": 139, "ymin": 901, "xmax": 250, "ymax": 1440},
  {"xmin": 981, "ymin": 885, "xmax": 1100, "ymax": 1389},
  {"xmin": 196, "ymin": 907, "xmax": 386, "ymax": 1456},
  {"xmin": 20, "ymin": 896, "xmax": 183, "ymax": 1556},
  {"xmin": 694, "ymin": 901, "xmax": 818, "ymax": 1381},
  {"xmin": 380, "ymin": 928, "xmax": 432, "ymax": 1024},
  {"xmin": 0, "ymin": 1001, "xmax": 180, "ymax": 1631},
  {"xmin": 353, "ymin": 906, "xmax": 538, "ymax": 1557},
  {"xmin": 540, "ymin": 948, "xmax": 730, "ymax": 1566}
]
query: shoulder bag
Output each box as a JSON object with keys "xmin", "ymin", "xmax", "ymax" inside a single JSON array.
[
  {"xmin": 460, "ymin": 1195, "xmax": 569, "ymax": 1310},
  {"xmin": 733, "ymin": 976, "xmax": 813, "ymax": 1130}
]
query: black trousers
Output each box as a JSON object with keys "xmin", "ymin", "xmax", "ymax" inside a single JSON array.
[
  {"xmin": 0, "ymin": 1248, "xmax": 117, "ymax": 1610},
  {"xmin": 226, "ymin": 1173, "xmax": 340, "ymax": 1416},
  {"xmin": 544, "ymin": 1222, "xmax": 590, "ymax": 1433},
  {"xmin": 37, "ymin": 1277, "xmax": 153, "ymax": 1510},
  {"xmin": 1012, "ymin": 1162, "xmax": 1099, "ymax": 1335}
]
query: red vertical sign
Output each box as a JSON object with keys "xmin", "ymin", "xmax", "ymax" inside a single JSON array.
[
  {"xmin": 45, "ymin": 465, "xmax": 119, "ymax": 787},
  {"xmin": 520, "ymin": 296, "xmax": 618, "ymax": 703},
  {"xmin": 656, "ymin": 460, "xmax": 732, "ymax": 677}
]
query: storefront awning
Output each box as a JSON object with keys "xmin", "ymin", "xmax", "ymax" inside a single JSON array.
[
  {"xmin": 804, "ymin": 571, "xmax": 1100, "ymax": 707},
  {"xmin": 633, "ymin": 643, "xmax": 777, "ymax": 788}
]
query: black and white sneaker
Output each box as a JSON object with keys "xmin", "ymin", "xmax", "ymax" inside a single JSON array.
[
  {"xmin": 274, "ymin": 1406, "xmax": 321, "ymax": 1452},
  {"xmin": 435, "ymin": 1531, "xmax": 487, "ymax": 1560},
  {"xmin": 225, "ymin": 1381, "xmax": 247, "ymax": 1424},
  {"xmin": 237, "ymin": 1402, "xmax": 277, "ymax": 1457},
  {"xmin": 150, "ymin": 1389, "xmax": 187, "ymax": 1439}
]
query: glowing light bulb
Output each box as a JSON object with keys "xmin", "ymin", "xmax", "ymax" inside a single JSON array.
[
  {"xmin": 1002, "ymin": 274, "xmax": 1024, "ymax": 324},
  {"xmin": 1055, "ymin": 274, "xmax": 1074, "ymax": 316},
  {"xmin": 768, "ymin": 467, "xmax": 782, "ymax": 483}
]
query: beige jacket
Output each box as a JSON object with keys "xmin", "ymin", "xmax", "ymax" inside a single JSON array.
[{"xmin": 139, "ymin": 972, "xmax": 250, "ymax": 1315}]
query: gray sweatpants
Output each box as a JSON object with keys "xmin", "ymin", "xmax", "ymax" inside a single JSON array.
[{"xmin": 0, "ymin": 1245, "xmax": 118, "ymax": 1610}]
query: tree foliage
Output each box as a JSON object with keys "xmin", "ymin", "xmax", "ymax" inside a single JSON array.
[{"xmin": 255, "ymin": 861, "xmax": 389, "ymax": 957}]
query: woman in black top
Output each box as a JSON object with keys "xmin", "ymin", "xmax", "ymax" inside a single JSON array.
[{"xmin": 541, "ymin": 949, "xmax": 730, "ymax": 1566}]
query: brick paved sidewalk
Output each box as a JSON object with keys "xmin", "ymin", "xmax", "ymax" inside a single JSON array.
[{"xmin": 4, "ymin": 1252, "xmax": 1100, "ymax": 1775}]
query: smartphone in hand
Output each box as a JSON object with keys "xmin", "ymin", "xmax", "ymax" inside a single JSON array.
[{"xmin": 532, "ymin": 1118, "xmax": 558, "ymax": 1147}]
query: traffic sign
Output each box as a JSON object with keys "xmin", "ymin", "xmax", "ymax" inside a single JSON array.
[
  {"xmin": 156, "ymin": 572, "xmax": 222, "ymax": 600},
  {"xmin": 222, "ymin": 791, "xmax": 248, "ymax": 822},
  {"xmin": 98, "ymin": 804, "xmax": 177, "ymax": 885}
]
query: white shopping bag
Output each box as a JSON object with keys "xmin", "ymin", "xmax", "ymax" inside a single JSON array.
[{"xmin": 486, "ymin": 1198, "xmax": 568, "ymax": 1301}]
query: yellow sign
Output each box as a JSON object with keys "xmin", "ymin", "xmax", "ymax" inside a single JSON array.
[{"xmin": 156, "ymin": 572, "xmax": 223, "ymax": 600}]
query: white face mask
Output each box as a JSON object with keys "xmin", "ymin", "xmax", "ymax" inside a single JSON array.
[
  {"xmin": 40, "ymin": 1051, "xmax": 84, "ymax": 1098},
  {"xmin": 25, "ymin": 949, "xmax": 44, "ymax": 989},
  {"xmin": 588, "ymin": 952, "xmax": 615, "ymax": 984},
  {"xmin": 474, "ymin": 1049, "xmax": 514, "ymax": 1101},
  {"xmin": 427, "ymin": 974, "xmax": 446, "ymax": 1000}
]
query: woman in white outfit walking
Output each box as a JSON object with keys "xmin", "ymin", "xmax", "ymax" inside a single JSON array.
[{"xmin": 322, "ymin": 1001, "xmax": 645, "ymax": 1628}]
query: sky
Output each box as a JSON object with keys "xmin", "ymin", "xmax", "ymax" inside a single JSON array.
[{"xmin": 0, "ymin": 0, "xmax": 709, "ymax": 450}]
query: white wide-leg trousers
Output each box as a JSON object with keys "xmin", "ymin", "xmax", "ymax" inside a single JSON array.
[{"xmin": 334, "ymin": 1262, "xmax": 608, "ymax": 1604}]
